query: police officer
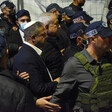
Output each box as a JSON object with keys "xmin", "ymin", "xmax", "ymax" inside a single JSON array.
[
  {"xmin": 0, "ymin": 1, "xmax": 16, "ymax": 29},
  {"xmin": 63, "ymin": 22, "xmax": 88, "ymax": 63},
  {"xmin": 46, "ymin": 3, "xmax": 71, "ymax": 53},
  {"xmin": 106, "ymin": 9, "xmax": 112, "ymax": 29},
  {"xmin": 108, "ymin": 0, "xmax": 112, "ymax": 11},
  {"xmin": 49, "ymin": 21, "xmax": 112, "ymax": 112},
  {"xmin": 61, "ymin": 6, "xmax": 75, "ymax": 34}
]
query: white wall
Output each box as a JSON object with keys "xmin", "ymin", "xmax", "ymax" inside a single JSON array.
[{"xmin": 0, "ymin": 0, "xmax": 109, "ymax": 22}]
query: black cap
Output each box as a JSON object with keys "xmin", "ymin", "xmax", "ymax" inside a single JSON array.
[
  {"xmin": 16, "ymin": 9, "xmax": 30, "ymax": 19},
  {"xmin": 46, "ymin": 3, "xmax": 62, "ymax": 13},
  {"xmin": 72, "ymin": 11, "xmax": 93, "ymax": 23},
  {"xmin": 106, "ymin": 10, "xmax": 112, "ymax": 21},
  {"xmin": 62, "ymin": 6, "xmax": 75, "ymax": 18},
  {"xmin": 69, "ymin": 22, "xmax": 87, "ymax": 39},
  {"xmin": 85, "ymin": 21, "xmax": 112, "ymax": 38},
  {"xmin": 0, "ymin": 1, "xmax": 15, "ymax": 9}
]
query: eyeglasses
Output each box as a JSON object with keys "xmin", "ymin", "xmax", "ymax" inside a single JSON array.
[
  {"xmin": 35, "ymin": 32, "xmax": 47, "ymax": 38},
  {"xmin": 20, "ymin": 19, "xmax": 30, "ymax": 22}
]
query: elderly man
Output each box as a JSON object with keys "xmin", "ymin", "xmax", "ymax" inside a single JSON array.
[
  {"xmin": 13, "ymin": 21, "xmax": 58, "ymax": 98},
  {"xmin": 49, "ymin": 21, "xmax": 112, "ymax": 112},
  {"xmin": 38, "ymin": 12, "xmax": 64, "ymax": 79}
]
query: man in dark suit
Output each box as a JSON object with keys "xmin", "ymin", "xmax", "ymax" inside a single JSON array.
[
  {"xmin": 13, "ymin": 21, "xmax": 59, "ymax": 98},
  {"xmin": 0, "ymin": 33, "xmax": 60, "ymax": 112}
]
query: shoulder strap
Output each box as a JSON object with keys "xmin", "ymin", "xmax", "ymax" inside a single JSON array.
[{"xmin": 74, "ymin": 52, "xmax": 96, "ymax": 76}]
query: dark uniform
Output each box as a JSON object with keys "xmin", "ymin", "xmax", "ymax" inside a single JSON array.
[
  {"xmin": 42, "ymin": 34, "xmax": 64, "ymax": 79},
  {"xmin": 69, "ymin": 3, "xmax": 83, "ymax": 12}
]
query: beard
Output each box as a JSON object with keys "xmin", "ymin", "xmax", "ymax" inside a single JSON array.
[{"xmin": 78, "ymin": 2, "xmax": 85, "ymax": 7}]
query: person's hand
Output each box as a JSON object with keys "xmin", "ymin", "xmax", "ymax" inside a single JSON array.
[
  {"xmin": 36, "ymin": 96, "xmax": 61, "ymax": 112},
  {"xmin": 54, "ymin": 77, "xmax": 60, "ymax": 83},
  {"xmin": 60, "ymin": 48, "xmax": 65, "ymax": 56},
  {"xmin": 17, "ymin": 71, "xmax": 30, "ymax": 81},
  {"xmin": 18, "ymin": 46, "xmax": 22, "ymax": 50}
]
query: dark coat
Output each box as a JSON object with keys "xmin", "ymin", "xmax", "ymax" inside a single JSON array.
[
  {"xmin": 0, "ymin": 69, "xmax": 37, "ymax": 112},
  {"xmin": 7, "ymin": 28, "xmax": 23, "ymax": 47},
  {"xmin": 6, "ymin": 28, "xmax": 23, "ymax": 70},
  {"xmin": 41, "ymin": 34, "xmax": 64, "ymax": 79},
  {"xmin": 57, "ymin": 28, "xmax": 70, "ymax": 50},
  {"xmin": 13, "ymin": 43, "xmax": 57, "ymax": 98}
]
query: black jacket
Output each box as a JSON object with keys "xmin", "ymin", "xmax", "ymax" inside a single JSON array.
[
  {"xmin": 13, "ymin": 44, "xmax": 57, "ymax": 98},
  {"xmin": 42, "ymin": 35, "xmax": 64, "ymax": 79},
  {"xmin": 69, "ymin": 3, "xmax": 83, "ymax": 12},
  {"xmin": 57, "ymin": 28, "xmax": 70, "ymax": 50},
  {"xmin": 0, "ymin": 69, "xmax": 37, "ymax": 112}
]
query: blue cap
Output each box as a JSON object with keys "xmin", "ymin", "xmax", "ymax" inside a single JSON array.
[
  {"xmin": 106, "ymin": 10, "xmax": 112, "ymax": 21},
  {"xmin": 85, "ymin": 21, "xmax": 112, "ymax": 38},
  {"xmin": 0, "ymin": 1, "xmax": 15, "ymax": 9},
  {"xmin": 46, "ymin": 3, "xmax": 62, "ymax": 13},
  {"xmin": 16, "ymin": 9, "xmax": 30, "ymax": 19},
  {"xmin": 69, "ymin": 22, "xmax": 87, "ymax": 39},
  {"xmin": 72, "ymin": 11, "xmax": 93, "ymax": 23},
  {"xmin": 0, "ymin": 34, "xmax": 6, "ymax": 52},
  {"xmin": 62, "ymin": 6, "xmax": 75, "ymax": 18}
]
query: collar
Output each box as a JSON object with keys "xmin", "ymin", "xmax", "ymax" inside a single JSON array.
[
  {"xmin": 81, "ymin": 48, "xmax": 96, "ymax": 64},
  {"xmin": 24, "ymin": 41, "xmax": 42, "ymax": 56},
  {"xmin": 19, "ymin": 29, "xmax": 24, "ymax": 42}
]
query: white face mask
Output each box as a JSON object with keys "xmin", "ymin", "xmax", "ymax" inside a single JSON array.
[{"xmin": 20, "ymin": 22, "xmax": 27, "ymax": 31}]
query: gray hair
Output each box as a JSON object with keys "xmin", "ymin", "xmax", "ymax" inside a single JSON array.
[
  {"xmin": 24, "ymin": 21, "xmax": 44, "ymax": 41},
  {"xmin": 38, "ymin": 12, "xmax": 53, "ymax": 26}
]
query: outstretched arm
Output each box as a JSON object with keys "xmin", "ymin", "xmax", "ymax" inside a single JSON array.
[{"xmin": 36, "ymin": 96, "xmax": 61, "ymax": 112}]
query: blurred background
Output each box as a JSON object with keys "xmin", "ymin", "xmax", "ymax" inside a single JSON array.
[{"xmin": 0, "ymin": 0, "xmax": 110, "ymax": 22}]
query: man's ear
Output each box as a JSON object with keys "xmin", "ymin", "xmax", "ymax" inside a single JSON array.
[
  {"xmin": 77, "ymin": 36, "xmax": 82, "ymax": 46},
  {"xmin": 45, "ymin": 24, "xmax": 48, "ymax": 30},
  {"xmin": 89, "ymin": 36, "xmax": 95, "ymax": 43},
  {"xmin": 16, "ymin": 21, "xmax": 20, "ymax": 26},
  {"xmin": 30, "ymin": 35, "xmax": 36, "ymax": 43},
  {"xmin": 77, "ymin": 36, "xmax": 82, "ymax": 42},
  {"xmin": 6, "ymin": 49, "xmax": 8, "ymax": 57},
  {"xmin": 62, "ymin": 15, "xmax": 65, "ymax": 21},
  {"xmin": 31, "ymin": 35, "xmax": 35, "ymax": 39},
  {"xmin": 110, "ymin": 19, "xmax": 112, "ymax": 24}
]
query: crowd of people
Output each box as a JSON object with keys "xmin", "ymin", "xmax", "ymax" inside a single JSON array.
[{"xmin": 0, "ymin": 0, "xmax": 112, "ymax": 112}]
